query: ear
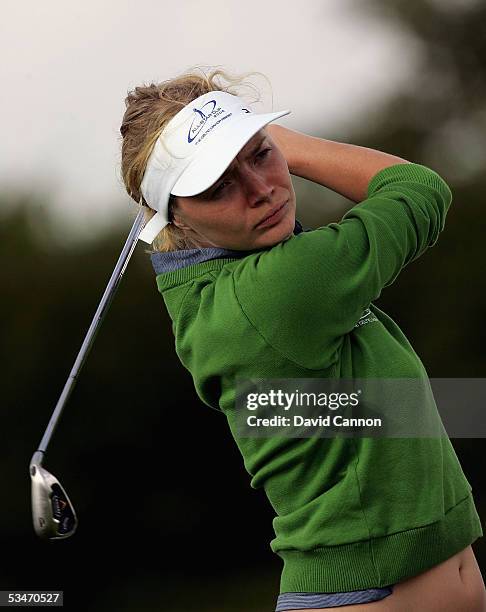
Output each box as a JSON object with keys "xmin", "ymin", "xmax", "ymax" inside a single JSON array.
[{"xmin": 171, "ymin": 211, "xmax": 191, "ymax": 231}]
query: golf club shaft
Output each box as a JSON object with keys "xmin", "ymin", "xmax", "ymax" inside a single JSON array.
[{"xmin": 31, "ymin": 209, "xmax": 146, "ymax": 466}]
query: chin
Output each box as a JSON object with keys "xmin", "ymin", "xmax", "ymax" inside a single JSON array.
[{"xmin": 258, "ymin": 225, "xmax": 294, "ymax": 249}]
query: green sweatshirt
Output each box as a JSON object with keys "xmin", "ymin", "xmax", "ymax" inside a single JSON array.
[{"xmin": 153, "ymin": 163, "xmax": 482, "ymax": 593}]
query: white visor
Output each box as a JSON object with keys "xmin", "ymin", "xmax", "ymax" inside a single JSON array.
[{"xmin": 138, "ymin": 90, "xmax": 290, "ymax": 244}]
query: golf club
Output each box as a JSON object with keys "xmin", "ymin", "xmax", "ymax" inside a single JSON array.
[{"xmin": 29, "ymin": 209, "xmax": 146, "ymax": 540}]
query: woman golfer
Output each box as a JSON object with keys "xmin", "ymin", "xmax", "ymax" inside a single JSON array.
[{"xmin": 119, "ymin": 68, "xmax": 485, "ymax": 611}]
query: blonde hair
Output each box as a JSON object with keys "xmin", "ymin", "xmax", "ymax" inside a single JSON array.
[{"xmin": 119, "ymin": 66, "xmax": 268, "ymax": 252}]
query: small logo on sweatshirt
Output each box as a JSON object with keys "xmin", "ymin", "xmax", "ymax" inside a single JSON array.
[{"xmin": 354, "ymin": 307, "xmax": 379, "ymax": 328}]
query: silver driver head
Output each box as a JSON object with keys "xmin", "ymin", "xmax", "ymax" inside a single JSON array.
[{"xmin": 30, "ymin": 456, "xmax": 77, "ymax": 540}]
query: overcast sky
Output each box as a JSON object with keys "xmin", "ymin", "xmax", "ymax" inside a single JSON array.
[{"xmin": 1, "ymin": 0, "xmax": 421, "ymax": 240}]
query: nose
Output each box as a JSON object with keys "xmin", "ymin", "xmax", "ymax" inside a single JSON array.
[{"xmin": 243, "ymin": 167, "xmax": 274, "ymax": 207}]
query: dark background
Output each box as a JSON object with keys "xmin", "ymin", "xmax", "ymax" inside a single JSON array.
[{"xmin": 2, "ymin": 1, "xmax": 485, "ymax": 610}]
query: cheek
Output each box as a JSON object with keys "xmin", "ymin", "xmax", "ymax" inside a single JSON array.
[
  {"xmin": 272, "ymin": 153, "xmax": 292, "ymax": 185},
  {"xmin": 197, "ymin": 209, "xmax": 242, "ymax": 235}
]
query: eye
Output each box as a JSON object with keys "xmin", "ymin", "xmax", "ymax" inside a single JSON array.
[
  {"xmin": 256, "ymin": 147, "xmax": 272, "ymax": 161},
  {"xmin": 211, "ymin": 179, "xmax": 231, "ymax": 198}
]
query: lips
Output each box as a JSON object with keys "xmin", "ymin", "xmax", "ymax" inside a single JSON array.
[{"xmin": 255, "ymin": 201, "xmax": 287, "ymax": 229}]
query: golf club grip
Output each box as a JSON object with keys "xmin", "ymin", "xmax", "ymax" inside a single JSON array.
[{"xmin": 33, "ymin": 209, "xmax": 146, "ymax": 461}]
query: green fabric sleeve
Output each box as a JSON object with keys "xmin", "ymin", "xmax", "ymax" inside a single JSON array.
[{"xmin": 232, "ymin": 163, "xmax": 452, "ymax": 371}]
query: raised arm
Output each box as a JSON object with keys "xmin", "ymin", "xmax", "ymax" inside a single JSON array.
[
  {"xmin": 232, "ymin": 162, "xmax": 452, "ymax": 370},
  {"xmin": 266, "ymin": 124, "xmax": 410, "ymax": 203}
]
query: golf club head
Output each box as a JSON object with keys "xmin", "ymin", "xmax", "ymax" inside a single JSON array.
[{"xmin": 30, "ymin": 459, "xmax": 77, "ymax": 540}]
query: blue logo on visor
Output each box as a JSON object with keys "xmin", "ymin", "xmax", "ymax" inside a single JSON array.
[{"xmin": 188, "ymin": 100, "xmax": 216, "ymax": 143}]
